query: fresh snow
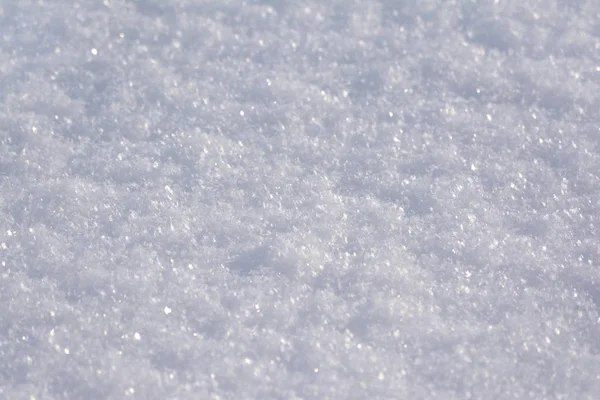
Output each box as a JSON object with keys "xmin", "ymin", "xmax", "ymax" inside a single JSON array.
[{"xmin": 1, "ymin": 0, "xmax": 599, "ymax": 399}]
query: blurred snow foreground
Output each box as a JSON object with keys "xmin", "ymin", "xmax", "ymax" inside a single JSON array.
[{"xmin": 1, "ymin": 0, "xmax": 600, "ymax": 399}]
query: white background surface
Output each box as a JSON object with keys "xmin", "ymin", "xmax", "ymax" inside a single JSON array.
[{"xmin": 1, "ymin": 0, "xmax": 600, "ymax": 399}]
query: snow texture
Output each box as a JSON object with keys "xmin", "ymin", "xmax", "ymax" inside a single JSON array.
[{"xmin": 1, "ymin": 0, "xmax": 600, "ymax": 399}]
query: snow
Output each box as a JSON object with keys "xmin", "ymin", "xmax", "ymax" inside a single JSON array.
[{"xmin": 1, "ymin": 0, "xmax": 600, "ymax": 399}]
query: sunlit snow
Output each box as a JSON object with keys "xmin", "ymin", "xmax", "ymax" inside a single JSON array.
[{"xmin": 1, "ymin": 0, "xmax": 600, "ymax": 399}]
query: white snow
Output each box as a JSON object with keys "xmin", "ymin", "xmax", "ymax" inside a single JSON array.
[{"xmin": 1, "ymin": 0, "xmax": 600, "ymax": 399}]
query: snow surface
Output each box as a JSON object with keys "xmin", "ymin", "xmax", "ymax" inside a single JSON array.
[{"xmin": 1, "ymin": 0, "xmax": 600, "ymax": 399}]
